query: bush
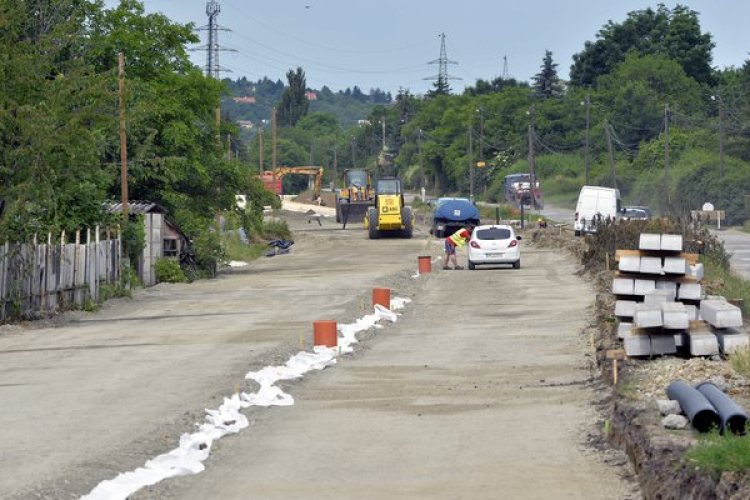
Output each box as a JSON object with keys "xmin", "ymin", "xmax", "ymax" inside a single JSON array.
[
  {"xmin": 155, "ymin": 258, "xmax": 187, "ymax": 283},
  {"xmin": 263, "ymin": 219, "xmax": 291, "ymax": 240},
  {"xmin": 193, "ymin": 231, "xmax": 226, "ymax": 278}
]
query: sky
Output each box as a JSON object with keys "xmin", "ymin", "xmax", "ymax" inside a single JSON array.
[{"xmin": 104, "ymin": 0, "xmax": 750, "ymax": 95}]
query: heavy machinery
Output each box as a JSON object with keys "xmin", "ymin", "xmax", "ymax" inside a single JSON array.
[
  {"xmin": 262, "ymin": 166, "xmax": 324, "ymax": 202},
  {"xmin": 503, "ymin": 173, "xmax": 543, "ymax": 209},
  {"xmin": 335, "ymin": 168, "xmax": 375, "ymax": 224},
  {"xmin": 364, "ymin": 177, "xmax": 414, "ymax": 239}
]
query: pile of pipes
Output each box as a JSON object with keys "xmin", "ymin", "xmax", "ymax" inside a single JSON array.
[
  {"xmin": 664, "ymin": 380, "xmax": 748, "ymax": 434},
  {"xmin": 613, "ymin": 233, "xmax": 749, "ymax": 357}
]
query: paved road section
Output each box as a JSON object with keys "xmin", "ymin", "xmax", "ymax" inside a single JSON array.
[
  {"xmin": 713, "ymin": 229, "xmax": 750, "ymax": 280},
  {"xmin": 137, "ymin": 241, "xmax": 634, "ymax": 498},
  {"xmin": 1, "ymin": 209, "xmax": 635, "ymax": 499}
]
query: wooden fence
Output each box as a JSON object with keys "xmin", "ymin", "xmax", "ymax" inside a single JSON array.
[{"xmin": 0, "ymin": 226, "xmax": 121, "ymax": 321}]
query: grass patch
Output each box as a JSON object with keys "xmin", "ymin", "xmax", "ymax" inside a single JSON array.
[
  {"xmin": 731, "ymin": 347, "xmax": 750, "ymax": 379},
  {"xmin": 686, "ymin": 431, "xmax": 750, "ymax": 473},
  {"xmin": 702, "ymin": 256, "xmax": 750, "ymax": 317},
  {"xmin": 222, "ymin": 232, "xmax": 268, "ymax": 262}
]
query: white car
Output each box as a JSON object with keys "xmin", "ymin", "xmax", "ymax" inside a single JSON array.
[{"xmin": 467, "ymin": 225, "xmax": 522, "ymax": 270}]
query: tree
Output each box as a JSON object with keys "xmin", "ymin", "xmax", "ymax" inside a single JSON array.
[
  {"xmin": 277, "ymin": 67, "xmax": 309, "ymax": 127},
  {"xmin": 570, "ymin": 4, "xmax": 714, "ymax": 87},
  {"xmin": 533, "ymin": 50, "xmax": 563, "ymax": 99},
  {"xmin": 427, "ymin": 75, "xmax": 451, "ymax": 98}
]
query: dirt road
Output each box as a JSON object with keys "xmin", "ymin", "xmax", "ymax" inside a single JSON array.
[{"xmin": 0, "ymin": 211, "xmax": 637, "ymax": 499}]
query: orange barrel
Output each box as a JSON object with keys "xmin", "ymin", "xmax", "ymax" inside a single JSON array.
[
  {"xmin": 372, "ymin": 287, "xmax": 391, "ymax": 308},
  {"xmin": 313, "ymin": 320, "xmax": 338, "ymax": 347},
  {"xmin": 417, "ymin": 255, "xmax": 432, "ymax": 274}
]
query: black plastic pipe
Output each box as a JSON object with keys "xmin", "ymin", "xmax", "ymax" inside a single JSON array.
[
  {"xmin": 666, "ymin": 380, "xmax": 721, "ymax": 433},
  {"xmin": 696, "ymin": 382, "xmax": 749, "ymax": 435}
]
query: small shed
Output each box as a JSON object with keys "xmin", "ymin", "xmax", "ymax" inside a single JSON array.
[{"xmin": 105, "ymin": 201, "xmax": 188, "ymax": 286}]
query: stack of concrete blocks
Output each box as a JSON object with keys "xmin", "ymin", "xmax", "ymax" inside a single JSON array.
[{"xmin": 613, "ymin": 233, "xmax": 747, "ymax": 357}]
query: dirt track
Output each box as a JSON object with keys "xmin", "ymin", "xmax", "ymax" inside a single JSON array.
[{"xmin": 0, "ymin": 210, "xmax": 639, "ymax": 499}]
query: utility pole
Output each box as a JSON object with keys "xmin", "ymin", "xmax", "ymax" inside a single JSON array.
[
  {"xmin": 468, "ymin": 125, "xmax": 474, "ymax": 202},
  {"xmin": 258, "ymin": 128, "xmax": 264, "ymax": 174},
  {"xmin": 350, "ymin": 136, "xmax": 356, "ymax": 167},
  {"xmin": 381, "ymin": 118, "xmax": 386, "ymax": 149},
  {"xmin": 664, "ymin": 104, "xmax": 671, "ymax": 212},
  {"xmin": 227, "ymin": 134, "xmax": 231, "ymax": 160},
  {"xmin": 418, "ymin": 129, "xmax": 424, "ymax": 191},
  {"xmin": 604, "ymin": 123, "xmax": 617, "ymax": 190},
  {"xmin": 271, "ymin": 107, "xmax": 277, "ymax": 170},
  {"xmin": 584, "ymin": 94, "xmax": 591, "ymax": 185},
  {"xmin": 118, "ymin": 52, "xmax": 128, "ymax": 223},
  {"xmin": 478, "ymin": 106, "xmax": 485, "ymax": 194},
  {"xmin": 333, "ymin": 147, "xmax": 338, "ymax": 188},
  {"xmin": 528, "ymin": 104, "xmax": 536, "ymax": 183},
  {"xmin": 717, "ymin": 94, "xmax": 725, "ymax": 180}
]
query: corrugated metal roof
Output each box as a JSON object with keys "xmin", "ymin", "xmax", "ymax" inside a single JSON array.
[{"xmin": 103, "ymin": 201, "xmax": 167, "ymax": 215}]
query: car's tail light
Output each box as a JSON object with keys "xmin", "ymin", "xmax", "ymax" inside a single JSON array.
[
  {"xmin": 575, "ymin": 212, "xmax": 579, "ymax": 221},
  {"xmin": 470, "ymin": 241, "xmax": 481, "ymax": 249},
  {"xmin": 509, "ymin": 240, "xmax": 518, "ymax": 248}
]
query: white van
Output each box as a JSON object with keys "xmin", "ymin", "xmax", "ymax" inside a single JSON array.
[{"xmin": 574, "ymin": 186, "xmax": 621, "ymax": 236}]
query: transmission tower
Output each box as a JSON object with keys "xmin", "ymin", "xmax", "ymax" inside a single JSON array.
[
  {"xmin": 502, "ymin": 55, "xmax": 509, "ymax": 79},
  {"xmin": 195, "ymin": 0, "xmax": 235, "ymax": 79},
  {"xmin": 424, "ymin": 32, "xmax": 461, "ymax": 94}
]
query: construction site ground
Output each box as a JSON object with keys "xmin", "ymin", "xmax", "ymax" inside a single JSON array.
[{"xmin": 3, "ymin": 206, "xmax": 646, "ymax": 499}]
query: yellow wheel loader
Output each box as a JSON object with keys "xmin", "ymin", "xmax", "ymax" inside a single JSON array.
[
  {"xmin": 364, "ymin": 177, "xmax": 414, "ymax": 239},
  {"xmin": 335, "ymin": 168, "xmax": 375, "ymax": 226}
]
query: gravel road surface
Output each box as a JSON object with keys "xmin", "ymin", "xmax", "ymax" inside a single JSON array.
[{"xmin": 0, "ymin": 208, "xmax": 637, "ymax": 500}]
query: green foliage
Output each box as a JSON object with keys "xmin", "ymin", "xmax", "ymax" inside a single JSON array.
[
  {"xmin": 570, "ymin": 4, "xmax": 715, "ymax": 87},
  {"xmin": 121, "ymin": 216, "xmax": 146, "ymax": 264},
  {"xmin": 730, "ymin": 347, "xmax": 750, "ymax": 380},
  {"xmin": 154, "ymin": 258, "xmax": 187, "ymax": 283},
  {"xmin": 277, "ymin": 67, "xmax": 309, "ymax": 127},
  {"xmin": 263, "ymin": 219, "xmax": 291, "ymax": 240},
  {"xmin": 686, "ymin": 430, "xmax": 750, "ymax": 472},
  {"xmin": 192, "ymin": 231, "xmax": 225, "ymax": 278},
  {"xmin": 533, "ymin": 50, "xmax": 563, "ymax": 99}
]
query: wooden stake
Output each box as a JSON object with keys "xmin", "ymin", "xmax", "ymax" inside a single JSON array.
[{"xmin": 613, "ymin": 359, "xmax": 619, "ymax": 385}]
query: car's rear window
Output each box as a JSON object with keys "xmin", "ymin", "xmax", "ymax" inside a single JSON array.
[{"xmin": 475, "ymin": 228, "xmax": 511, "ymax": 240}]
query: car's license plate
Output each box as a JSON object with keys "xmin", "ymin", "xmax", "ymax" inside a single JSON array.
[{"xmin": 486, "ymin": 252, "xmax": 503, "ymax": 258}]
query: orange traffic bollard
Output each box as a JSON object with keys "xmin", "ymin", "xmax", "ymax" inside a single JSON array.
[
  {"xmin": 313, "ymin": 320, "xmax": 338, "ymax": 347},
  {"xmin": 418, "ymin": 255, "xmax": 432, "ymax": 274},
  {"xmin": 372, "ymin": 287, "xmax": 391, "ymax": 308}
]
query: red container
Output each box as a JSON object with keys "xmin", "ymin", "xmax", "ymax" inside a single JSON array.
[
  {"xmin": 372, "ymin": 288, "xmax": 391, "ymax": 308},
  {"xmin": 313, "ymin": 320, "xmax": 338, "ymax": 347},
  {"xmin": 418, "ymin": 255, "xmax": 432, "ymax": 274}
]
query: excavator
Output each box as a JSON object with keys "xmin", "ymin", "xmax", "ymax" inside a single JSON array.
[
  {"xmin": 335, "ymin": 168, "xmax": 375, "ymax": 225},
  {"xmin": 262, "ymin": 166, "xmax": 324, "ymax": 203}
]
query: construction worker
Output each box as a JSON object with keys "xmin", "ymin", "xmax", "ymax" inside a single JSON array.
[{"xmin": 444, "ymin": 224, "xmax": 473, "ymax": 270}]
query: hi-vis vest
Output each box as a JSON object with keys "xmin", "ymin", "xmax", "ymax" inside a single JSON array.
[{"xmin": 448, "ymin": 229, "xmax": 469, "ymax": 248}]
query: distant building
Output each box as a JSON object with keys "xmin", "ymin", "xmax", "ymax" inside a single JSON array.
[
  {"xmin": 237, "ymin": 120, "xmax": 254, "ymax": 130},
  {"xmin": 233, "ymin": 96, "xmax": 256, "ymax": 104},
  {"xmin": 305, "ymin": 91, "xmax": 317, "ymax": 101},
  {"xmin": 357, "ymin": 119, "xmax": 371, "ymax": 126}
]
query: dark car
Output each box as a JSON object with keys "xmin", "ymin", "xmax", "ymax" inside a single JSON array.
[
  {"xmin": 621, "ymin": 206, "xmax": 652, "ymax": 221},
  {"xmin": 431, "ymin": 198, "xmax": 480, "ymax": 238}
]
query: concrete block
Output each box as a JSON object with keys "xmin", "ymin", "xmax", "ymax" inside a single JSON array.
[
  {"xmin": 639, "ymin": 233, "xmax": 662, "ymax": 251},
  {"xmin": 661, "ymin": 302, "xmax": 689, "ymax": 330},
  {"xmin": 640, "ymin": 256, "xmax": 663, "ymax": 274},
  {"xmin": 684, "ymin": 304, "xmax": 700, "ymax": 321},
  {"xmin": 617, "ymin": 322, "xmax": 633, "ymax": 340},
  {"xmin": 612, "ymin": 278, "xmax": 635, "ymax": 295},
  {"xmin": 619, "ymin": 255, "xmax": 640, "ymax": 273},
  {"xmin": 687, "ymin": 263, "xmax": 704, "ymax": 282},
  {"xmin": 635, "ymin": 304, "xmax": 663, "ymax": 328},
  {"xmin": 624, "ymin": 335, "xmax": 651, "ymax": 357},
  {"xmin": 644, "ymin": 289, "xmax": 676, "ymax": 305},
  {"xmin": 615, "ymin": 300, "xmax": 637, "ymax": 318},
  {"xmin": 634, "ymin": 279, "xmax": 656, "ymax": 295},
  {"xmin": 651, "ymin": 334, "xmax": 677, "ymax": 355},
  {"xmin": 678, "ymin": 283, "xmax": 702, "ymax": 301},
  {"xmin": 656, "ymin": 281, "xmax": 678, "ymax": 294},
  {"xmin": 688, "ymin": 333, "xmax": 719, "ymax": 356},
  {"xmin": 663, "ymin": 257, "xmax": 687, "ymax": 275},
  {"xmin": 661, "ymin": 234, "xmax": 683, "ymax": 252},
  {"xmin": 714, "ymin": 328, "xmax": 750, "ymax": 354},
  {"xmin": 701, "ymin": 300, "xmax": 743, "ymax": 328}
]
